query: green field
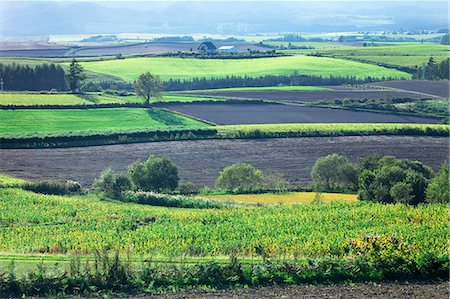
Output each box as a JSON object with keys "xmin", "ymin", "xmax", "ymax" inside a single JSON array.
[
  {"xmin": 293, "ymin": 44, "xmax": 450, "ymax": 67},
  {"xmin": 0, "ymin": 93, "xmax": 227, "ymax": 106},
  {"xmin": 216, "ymin": 123, "xmax": 450, "ymax": 138},
  {"xmin": 78, "ymin": 56, "xmax": 411, "ymax": 81},
  {"xmin": 0, "ymin": 188, "xmax": 447, "ymax": 258},
  {"xmin": 343, "ymin": 55, "xmax": 449, "ymax": 68},
  {"xmin": 0, "ymin": 108, "xmax": 210, "ymax": 138}
]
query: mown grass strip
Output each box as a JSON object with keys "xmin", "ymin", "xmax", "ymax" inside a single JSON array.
[
  {"xmin": 206, "ymin": 191, "xmax": 358, "ymax": 204},
  {"xmin": 0, "ymin": 123, "xmax": 448, "ymax": 148}
]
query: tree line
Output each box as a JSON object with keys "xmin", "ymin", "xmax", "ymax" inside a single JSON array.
[
  {"xmin": 0, "ymin": 63, "xmax": 66, "ymax": 91},
  {"xmin": 413, "ymin": 57, "xmax": 449, "ymax": 80},
  {"xmin": 164, "ymin": 73, "xmax": 389, "ymax": 91}
]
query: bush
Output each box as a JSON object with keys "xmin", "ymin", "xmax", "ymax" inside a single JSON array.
[
  {"xmin": 426, "ymin": 162, "xmax": 449, "ymax": 204},
  {"xmin": 358, "ymin": 155, "xmax": 433, "ymax": 204},
  {"xmin": 92, "ymin": 168, "xmax": 132, "ymax": 198},
  {"xmin": 215, "ymin": 163, "xmax": 264, "ymax": 193},
  {"xmin": 22, "ymin": 180, "xmax": 82, "ymax": 195},
  {"xmin": 128, "ymin": 156, "xmax": 179, "ymax": 192},
  {"xmin": 176, "ymin": 181, "xmax": 200, "ymax": 195},
  {"xmin": 311, "ymin": 154, "xmax": 358, "ymax": 192}
]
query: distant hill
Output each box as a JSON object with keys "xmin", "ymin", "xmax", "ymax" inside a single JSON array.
[{"xmin": 2, "ymin": 1, "xmax": 449, "ymax": 36}]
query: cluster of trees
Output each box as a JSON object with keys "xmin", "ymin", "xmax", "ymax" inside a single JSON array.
[
  {"xmin": 413, "ymin": 57, "xmax": 449, "ymax": 80},
  {"xmin": 0, "ymin": 63, "xmax": 66, "ymax": 91},
  {"xmin": 93, "ymin": 157, "xmax": 286, "ymax": 198},
  {"xmin": 311, "ymin": 153, "xmax": 449, "ymax": 204},
  {"xmin": 164, "ymin": 73, "xmax": 382, "ymax": 91}
]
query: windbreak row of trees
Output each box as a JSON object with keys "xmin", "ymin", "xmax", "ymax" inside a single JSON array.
[
  {"xmin": 413, "ymin": 57, "xmax": 449, "ymax": 80},
  {"xmin": 164, "ymin": 73, "xmax": 389, "ymax": 91},
  {"xmin": 0, "ymin": 63, "xmax": 66, "ymax": 91}
]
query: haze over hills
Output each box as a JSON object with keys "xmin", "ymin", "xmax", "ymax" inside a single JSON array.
[{"xmin": 2, "ymin": 1, "xmax": 449, "ymax": 36}]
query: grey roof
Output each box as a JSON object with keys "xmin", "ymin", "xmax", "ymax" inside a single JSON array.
[{"xmin": 198, "ymin": 42, "xmax": 217, "ymax": 50}]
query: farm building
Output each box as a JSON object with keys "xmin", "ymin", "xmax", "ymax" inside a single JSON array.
[
  {"xmin": 198, "ymin": 42, "xmax": 217, "ymax": 54},
  {"xmin": 217, "ymin": 45, "xmax": 238, "ymax": 53}
]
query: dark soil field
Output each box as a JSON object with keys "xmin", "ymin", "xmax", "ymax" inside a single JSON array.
[
  {"xmin": 367, "ymin": 80, "xmax": 450, "ymax": 98},
  {"xmin": 189, "ymin": 89, "xmax": 429, "ymax": 102},
  {"xmin": 1, "ymin": 136, "xmax": 447, "ymax": 187},
  {"xmin": 106, "ymin": 282, "xmax": 448, "ymax": 299},
  {"xmin": 0, "ymin": 48, "xmax": 70, "ymax": 57},
  {"xmin": 160, "ymin": 103, "xmax": 440, "ymax": 125}
]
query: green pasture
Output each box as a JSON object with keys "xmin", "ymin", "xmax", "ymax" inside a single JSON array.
[
  {"xmin": 216, "ymin": 123, "xmax": 450, "ymax": 137},
  {"xmin": 0, "ymin": 108, "xmax": 210, "ymax": 138},
  {"xmin": 0, "ymin": 93, "xmax": 226, "ymax": 106},
  {"xmin": 78, "ymin": 56, "xmax": 411, "ymax": 81},
  {"xmin": 344, "ymin": 55, "xmax": 449, "ymax": 67}
]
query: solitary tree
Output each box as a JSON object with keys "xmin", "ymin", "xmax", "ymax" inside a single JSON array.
[
  {"xmin": 65, "ymin": 58, "xmax": 86, "ymax": 93},
  {"xmin": 311, "ymin": 154, "xmax": 358, "ymax": 192},
  {"xmin": 133, "ymin": 72, "xmax": 163, "ymax": 105},
  {"xmin": 128, "ymin": 156, "xmax": 179, "ymax": 192},
  {"xmin": 215, "ymin": 162, "xmax": 264, "ymax": 193}
]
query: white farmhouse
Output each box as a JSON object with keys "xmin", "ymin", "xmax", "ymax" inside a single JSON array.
[{"xmin": 217, "ymin": 46, "xmax": 238, "ymax": 53}]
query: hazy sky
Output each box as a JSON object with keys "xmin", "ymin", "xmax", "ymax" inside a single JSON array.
[{"xmin": 2, "ymin": 1, "xmax": 448, "ymax": 36}]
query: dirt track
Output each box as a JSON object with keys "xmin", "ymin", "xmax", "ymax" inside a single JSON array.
[
  {"xmin": 1, "ymin": 136, "xmax": 447, "ymax": 188},
  {"xmin": 161, "ymin": 103, "xmax": 440, "ymax": 125},
  {"xmin": 105, "ymin": 282, "xmax": 449, "ymax": 299}
]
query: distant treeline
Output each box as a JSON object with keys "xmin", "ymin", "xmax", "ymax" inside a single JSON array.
[
  {"xmin": 0, "ymin": 63, "xmax": 66, "ymax": 91},
  {"xmin": 164, "ymin": 73, "xmax": 395, "ymax": 91},
  {"xmin": 413, "ymin": 57, "xmax": 449, "ymax": 80}
]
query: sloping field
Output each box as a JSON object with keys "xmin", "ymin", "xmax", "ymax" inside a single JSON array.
[
  {"xmin": 0, "ymin": 136, "xmax": 447, "ymax": 187},
  {"xmin": 0, "ymin": 108, "xmax": 209, "ymax": 138},
  {"xmin": 79, "ymin": 56, "xmax": 411, "ymax": 81},
  {"xmin": 188, "ymin": 89, "xmax": 429, "ymax": 102},
  {"xmin": 161, "ymin": 103, "xmax": 440, "ymax": 125},
  {"xmin": 367, "ymin": 80, "xmax": 450, "ymax": 98}
]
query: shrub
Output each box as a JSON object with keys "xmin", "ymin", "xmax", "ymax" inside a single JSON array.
[
  {"xmin": 176, "ymin": 181, "xmax": 200, "ymax": 195},
  {"xmin": 128, "ymin": 156, "xmax": 179, "ymax": 192},
  {"xmin": 358, "ymin": 155, "xmax": 433, "ymax": 204},
  {"xmin": 22, "ymin": 180, "xmax": 82, "ymax": 195},
  {"xmin": 92, "ymin": 168, "xmax": 132, "ymax": 198},
  {"xmin": 311, "ymin": 154, "xmax": 358, "ymax": 192},
  {"xmin": 426, "ymin": 162, "xmax": 449, "ymax": 204},
  {"xmin": 215, "ymin": 163, "xmax": 264, "ymax": 193}
]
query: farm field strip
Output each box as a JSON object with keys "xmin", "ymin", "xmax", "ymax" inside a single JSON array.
[
  {"xmin": 205, "ymin": 192, "xmax": 358, "ymax": 204},
  {"xmin": 78, "ymin": 56, "xmax": 411, "ymax": 81},
  {"xmin": 0, "ymin": 93, "xmax": 230, "ymax": 107},
  {"xmin": 0, "ymin": 136, "xmax": 447, "ymax": 187},
  {"xmin": 0, "ymin": 188, "xmax": 447, "ymax": 258},
  {"xmin": 182, "ymin": 86, "xmax": 334, "ymax": 93},
  {"xmin": 188, "ymin": 89, "xmax": 431, "ymax": 102},
  {"xmin": 366, "ymin": 80, "xmax": 450, "ymax": 98},
  {"xmin": 0, "ymin": 108, "xmax": 210, "ymax": 138},
  {"xmin": 161, "ymin": 103, "xmax": 441, "ymax": 125}
]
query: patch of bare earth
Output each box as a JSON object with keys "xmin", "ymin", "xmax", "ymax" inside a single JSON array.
[
  {"xmin": 1, "ymin": 136, "xmax": 448, "ymax": 187},
  {"xmin": 69, "ymin": 282, "xmax": 449, "ymax": 299}
]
